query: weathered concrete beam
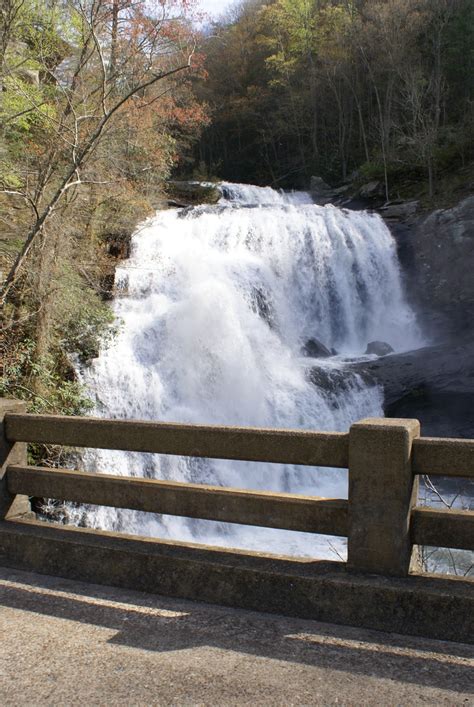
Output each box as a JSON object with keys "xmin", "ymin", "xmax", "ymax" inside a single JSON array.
[
  {"xmin": 1, "ymin": 518, "xmax": 472, "ymax": 644},
  {"xmin": 412, "ymin": 507, "xmax": 474, "ymax": 551},
  {"xmin": 7, "ymin": 465, "xmax": 348, "ymax": 537},
  {"xmin": 412, "ymin": 437, "xmax": 474, "ymax": 478},
  {"xmin": 4, "ymin": 413, "xmax": 349, "ymax": 468}
]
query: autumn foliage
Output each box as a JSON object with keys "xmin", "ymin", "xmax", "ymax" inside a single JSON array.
[{"xmin": 1, "ymin": 0, "xmax": 208, "ymax": 413}]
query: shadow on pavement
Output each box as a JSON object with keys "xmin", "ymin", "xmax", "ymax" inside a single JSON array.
[{"xmin": 0, "ymin": 566, "xmax": 472, "ymax": 695}]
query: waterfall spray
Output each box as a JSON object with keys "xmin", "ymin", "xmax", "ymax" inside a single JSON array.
[{"xmin": 72, "ymin": 183, "xmax": 422, "ymax": 558}]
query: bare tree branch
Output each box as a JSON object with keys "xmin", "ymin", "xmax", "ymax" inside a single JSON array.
[{"xmin": 1, "ymin": 44, "xmax": 195, "ymax": 306}]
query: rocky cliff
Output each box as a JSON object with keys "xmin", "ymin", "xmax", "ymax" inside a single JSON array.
[
  {"xmin": 397, "ymin": 197, "xmax": 474, "ymax": 341},
  {"xmin": 375, "ymin": 196, "xmax": 474, "ymax": 437},
  {"xmin": 348, "ymin": 339, "xmax": 474, "ymax": 438}
]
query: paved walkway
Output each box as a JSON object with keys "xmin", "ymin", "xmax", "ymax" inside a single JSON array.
[{"xmin": 0, "ymin": 566, "xmax": 473, "ymax": 706}]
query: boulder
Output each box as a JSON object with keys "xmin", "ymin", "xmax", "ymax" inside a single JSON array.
[
  {"xmin": 167, "ymin": 199, "xmax": 189, "ymax": 208},
  {"xmin": 365, "ymin": 341, "xmax": 394, "ymax": 356},
  {"xmin": 380, "ymin": 201, "xmax": 419, "ymax": 220},
  {"xmin": 332, "ymin": 184, "xmax": 351, "ymax": 197},
  {"xmin": 310, "ymin": 176, "xmax": 337, "ymax": 205},
  {"xmin": 302, "ymin": 338, "xmax": 332, "ymax": 358},
  {"xmin": 358, "ymin": 181, "xmax": 384, "ymax": 199}
]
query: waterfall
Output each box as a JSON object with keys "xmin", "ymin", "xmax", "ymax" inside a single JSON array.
[{"xmin": 72, "ymin": 183, "xmax": 422, "ymax": 559}]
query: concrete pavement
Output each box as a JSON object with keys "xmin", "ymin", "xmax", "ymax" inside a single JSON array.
[{"xmin": 0, "ymin": 566, "xmax": 473, "ymax": 706}]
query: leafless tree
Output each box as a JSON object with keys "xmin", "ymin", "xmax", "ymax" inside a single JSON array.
[{"xmin": 1, "ymin": 0, "xmax": 196, "ymax": 307}]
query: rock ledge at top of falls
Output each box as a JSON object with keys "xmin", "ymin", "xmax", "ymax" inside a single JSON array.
[
  {"xmin": 166, "ymin": 181, "xmax": 220, "ymax": 207},
  {"xmin": 309, "ymin": 176, "xmax": 338, "ymax": 205},
  {"xmin": 345, "ymin": 337, "xmax": 474, "ymax": 437}
]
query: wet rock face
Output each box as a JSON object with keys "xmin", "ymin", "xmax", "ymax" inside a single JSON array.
[
  {"xmin": 251, "ymin": 287, "xmax": 276, "ymax": 329},
  {"xmin": 105, "ymin": 232, "xmax": 131, "ymax": 259},
  {"xmin": 307, "ymin": 367, "xmax": 363, "ymax": 410},
  {"xmin": 99, "ymin": 232, "xmax": 132, "ymax": 300},
  {"xmin": 404, "ymin": 196, "xmax": 474, "ymax": 339},
  {"xmin": 349, "ymin": 338, "xmax": 474, "ymax": 438},
  {"xmin": 365, "ymin": 341, "xmax": 394, "ymax": 356}
]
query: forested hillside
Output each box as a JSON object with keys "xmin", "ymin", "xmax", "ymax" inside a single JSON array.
[
  {"xmin": 195, "ymin": 0, "xmax": 474, "ymax": 199},
  {"xmin": 1, "ymin": 0, "xmax": 207, "ymax": 419}
]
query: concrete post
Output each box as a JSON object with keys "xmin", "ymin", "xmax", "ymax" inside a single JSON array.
[
  {"xmin": 347, "ymin": 418, "xmax": 420, "ymax": 577},
  {"xmin": 0, "ymin": 399, "xmax": 30, "ymax": 520}
]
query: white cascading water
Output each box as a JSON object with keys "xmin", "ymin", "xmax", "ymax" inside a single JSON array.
[{"xmin": 71, "ymin": 183, "xmax": 422, "ymax": 559}]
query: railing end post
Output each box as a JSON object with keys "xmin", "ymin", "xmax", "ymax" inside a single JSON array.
[
  {"xmin": 347, "ymin": 417, "xmax": 420, "ymax": 577},
  {"xmin": 1, "ymin": 398, "xmax": 31, "ymax": 520}
]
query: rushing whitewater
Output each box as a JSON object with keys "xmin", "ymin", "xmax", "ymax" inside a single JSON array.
[{"xmin": 72, "ymin": 183, "xmax": 422, "ymax": 559}]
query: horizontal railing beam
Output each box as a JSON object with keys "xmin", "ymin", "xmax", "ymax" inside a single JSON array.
[
  {"xmin": 7, "ymin": 465, "xmax": 348, "ymax": 536},
  {"xmin": 411, "ymin": 507, "xmax": 474, "ymax": 551},
  {"xmin": 4, "ymin": 414, "xmax": 349, "ymax": 468},
  {"xmin": 412, "ymin": 438, "xmax": 474, "ymax": 478}
]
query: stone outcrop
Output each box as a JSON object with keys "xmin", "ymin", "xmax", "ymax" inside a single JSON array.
[
  {"xmin": 307, "ymin": 339, "xmax": 474, "ymax": 437},
  {"xmin": 365, "ymin": 341, "xmax": 394, "ymax": 357},
  {"xmin": 358, "ymin": 181, "xmax": 385, "ymax": 199},
  {"xmin": 379, "ymin": 201, "xmax": 419, "ymax": 220},
  {"xmin": 16, "ymin": 68, "xmax": 40, "ymax": 85},
  {"xmin": 310, "ymin": 176, "xmax": 337, "ymax": 205},
  {"xmin": 403, "ymin": 196, "xmax": 474, "ymax": 338},
  {"xmin": 167, "ymin": 181, "xmax": 220, "ymax": 206},
  {"xmin": 105, "ymin": 232, "xmax": 131, "ymax": 260},
  {"xmin": 348, "ymin": 339, "xmax": 474, "ymax": 438},
  {"xmin": 100, "ymin": 232, "xmax": 132, "ymax": 300}
]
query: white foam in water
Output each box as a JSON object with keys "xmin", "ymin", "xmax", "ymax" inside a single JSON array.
[
  {"xmin": 72, "ymin": 183, "xmax": 423, "ymax": 559},
  {"xmin": 219, "ymin": 181, "xmax": 315, "ymax": 205}
]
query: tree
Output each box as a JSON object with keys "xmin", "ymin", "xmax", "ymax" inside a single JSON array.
[
  {"xmin": 0, "ymin": 0, "xmax": 201, "ymax": 307},
  {"xmin": 195, "ymin": 0, "xmax": 473, "ymax": 196}
]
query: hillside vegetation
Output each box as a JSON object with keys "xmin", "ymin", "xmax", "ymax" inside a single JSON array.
[
  {"xmin": 194, "ymin": 0, "xmax": 473, "ymax": 201},
  {"xmin": 1, "ymin": 0, "xmax": 207, "ymax": 420}
]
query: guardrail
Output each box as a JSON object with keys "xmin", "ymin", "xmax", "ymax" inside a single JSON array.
[{"xmin": 0, "ymin": 398, "xmax": 473, "ymax": 643}]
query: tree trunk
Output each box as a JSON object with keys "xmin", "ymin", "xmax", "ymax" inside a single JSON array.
[{"xmin": 109, "ymin": 0, "xmax": 119, "ymax": 79}]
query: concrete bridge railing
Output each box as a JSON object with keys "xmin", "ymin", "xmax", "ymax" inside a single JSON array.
[{"xmin": 1, "ymin": 398, "xmax": 473, "ymax": 643}]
